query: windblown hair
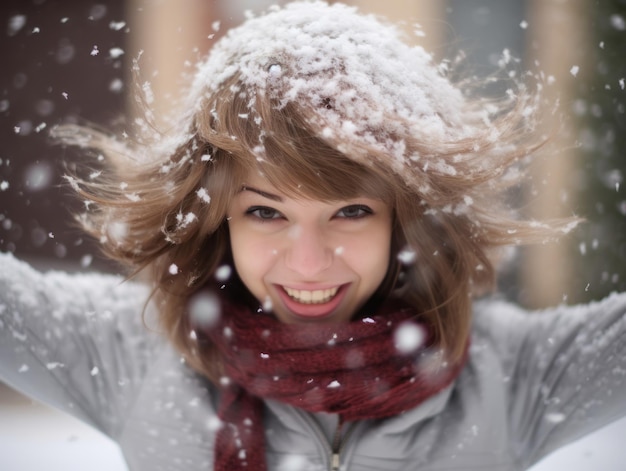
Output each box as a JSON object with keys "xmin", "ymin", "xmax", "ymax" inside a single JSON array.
[{"xmin": 53, "ymin": 1, "xmax": 578, "ymax": 381}]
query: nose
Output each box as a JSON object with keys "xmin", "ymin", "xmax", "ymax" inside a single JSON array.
[{"xmin": 284, "ymin": 223, "xmax": 333, "ymax": 278}]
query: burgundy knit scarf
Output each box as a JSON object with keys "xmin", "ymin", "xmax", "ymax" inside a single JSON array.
[{"xmin": 196, "ymin": 297, "xmax": 468, "ymax": 471}]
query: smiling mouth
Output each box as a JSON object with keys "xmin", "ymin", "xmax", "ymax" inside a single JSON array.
[{"xmin": 283, "ymin": 286, "xmax": 340, "ymax": 304}]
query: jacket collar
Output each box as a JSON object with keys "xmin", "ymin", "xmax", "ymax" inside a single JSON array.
[
  {"xmin": 263, "ymin": 381, "xmax": 455, "ymax": 435},
  {"xmin": 373, "ymin": 382, "xmax": 455, "ymax": 434}
]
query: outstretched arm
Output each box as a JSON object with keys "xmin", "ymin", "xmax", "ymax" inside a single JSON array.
[
  {"xmin": 475, "ymin": 292, "xmax": 626, "ymax": 468},
  {"xmin": 0, "ymin": 252, "xmax": 163, "ymax": 439}
]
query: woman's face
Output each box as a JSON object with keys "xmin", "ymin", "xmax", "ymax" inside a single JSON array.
[{"xmin": 226, "ymin": 171, "xmax": 393, "ymax": 324}]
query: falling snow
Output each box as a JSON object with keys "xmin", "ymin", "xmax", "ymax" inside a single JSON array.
[
  {"xmin": 7, "ymin": 15, "xmax": 26, "ymax": 36},
  {"xmin": 109, "ymin": 20, "xmax": 126, "ymax": 31},
  {"xmin": 109, "ymin": 47, "xmax": 124, "ymax": 59},
  {"xmin": 545, "ymin": 412, "xmax": 566, "ymax": 424},
  {"xmin": 397, "ymin": 248, "xmax": 417, "ymax": 265},
  {"xmin": 188, "ymin": 291, "xmax": 221, "ymax": 328},
  {"xmin": 394, "ymin": 322, "xmax": 425, "ymax": 354},
  {"xmin": 610, "ymin": 14, "xmax": 625, "ymax": 31},
  {"xmin": 214, "ymin": 265, "xmax": 232, "ymax": 281}
]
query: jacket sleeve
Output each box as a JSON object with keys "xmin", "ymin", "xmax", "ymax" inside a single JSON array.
[
  {"xmin": 475, "ymin": 292, "xmax": 626, "ymax": 467},
  {"xmin": 0, "ymin": 252, "xmax": 163, "ymax": 439}
]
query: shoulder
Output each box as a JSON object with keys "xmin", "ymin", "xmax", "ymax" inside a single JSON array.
[
  {"xmin": 472, "ymin": 291, "xmax": 626, "ymax": 339},
  {"xmin": 468, "ymin": 292, "xmax": 626, "ymax": 381},
  {"xmin": 471, "ymin": 296, "xmax": 530, "ymax": 342}
]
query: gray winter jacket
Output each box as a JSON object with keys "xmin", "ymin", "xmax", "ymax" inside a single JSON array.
[{"xmin": 1, "ymin": 252, "xmax": 626, "ymax": 471}]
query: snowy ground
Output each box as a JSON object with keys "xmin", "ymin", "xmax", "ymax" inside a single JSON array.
[
  {"xmin": 0, "ymin": 402, "xmax": 125, "ymax": 471},
  {"xmin": 1, "ymin": 394, "xmax": 626, "ymax": 470}
]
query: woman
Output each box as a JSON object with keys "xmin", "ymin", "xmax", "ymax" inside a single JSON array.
[{"xmin": 1, "ymin": 2, "xmax": 625, "ymax": 470}]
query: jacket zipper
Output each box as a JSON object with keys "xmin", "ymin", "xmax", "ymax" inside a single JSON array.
[
  {"xmin": 296, "ymin": 409, "xmax": 357, "ymax": 471},
  {"xmin": 330, "ymin": 423, "xmax": 343, "ymax": 470},
  {"xmin": 330, "ymin": 421, "xmax": 358, "ymax": 471}
]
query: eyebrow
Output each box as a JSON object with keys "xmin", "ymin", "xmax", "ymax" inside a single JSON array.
[{"xmin": 240, "ymin": 185, "xmax": 283, "ymax": 202}]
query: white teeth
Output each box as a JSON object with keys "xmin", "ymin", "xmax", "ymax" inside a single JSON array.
[{"xmin": 284, "ymin": 286, "xmax": 339, "ymax": 304}]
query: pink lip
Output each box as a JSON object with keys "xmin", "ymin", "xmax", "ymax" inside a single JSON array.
[{"xmin": 275, "ymin": 284, "xmax": 348, "ymax": 320}]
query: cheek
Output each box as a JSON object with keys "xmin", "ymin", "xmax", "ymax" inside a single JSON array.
[
  {"xmin": 340, "ymin": 227, "xmax": 392, "ymax": 281},
  {"xmin": 229, "ymin": 230, "xmax": 276, "ymax": 288}
]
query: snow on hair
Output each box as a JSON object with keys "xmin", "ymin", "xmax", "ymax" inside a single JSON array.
[{"xmin": 187, "ymin": 1, "xmax": 493, "ymax": 183}]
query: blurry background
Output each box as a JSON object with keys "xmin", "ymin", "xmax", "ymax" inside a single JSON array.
[{"xmin": 1, "ymin": 0, "xmax": 625, "ymax": 470}]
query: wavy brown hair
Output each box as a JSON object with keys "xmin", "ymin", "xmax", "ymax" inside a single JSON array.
[{"xmin": 52, "ymin": 4, "xmax": 578, "ymax": 382}]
